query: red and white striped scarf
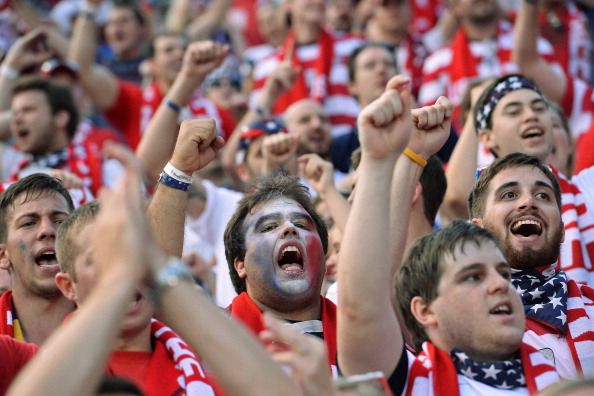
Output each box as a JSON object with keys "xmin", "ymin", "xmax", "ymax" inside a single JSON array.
[
  {"xmin": 405, "ymin": 342, "xmax": 559, "ymax": 396},
  {"xmin": 108, "ymin": 320, "xmax": 221, "ymax": 396},
  {"xmin": 513, "ymin": 267, "xmax": 594, "ymax": 375}
]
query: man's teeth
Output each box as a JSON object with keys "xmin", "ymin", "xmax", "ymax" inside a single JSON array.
[
  {"xmin": 491, "ymin": 305, "xmax": 511, "ymax": 314},
  {"xmin": 512, "ymin": 219, "xmax": 540, "ymax": 230},
  {"xmin": 282, "ymin": 246, "xmax": 299, "ymax": 255}
]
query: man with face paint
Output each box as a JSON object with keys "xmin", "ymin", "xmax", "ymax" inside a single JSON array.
[
  {"xmin": 0, "ymin": 174, "xmax": 75, "ymax": 345},
  {"xmin": 223, "ymin": 174, "xmax": 337, "ymax": 372},
  {"xmin": 469, "ymin": 153, "xmax": 594, "ymax": 379}
]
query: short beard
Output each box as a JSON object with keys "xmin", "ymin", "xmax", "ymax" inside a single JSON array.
[{"xmin": 503, "ymin": 226, "xmax": 563, "ymax": 270}]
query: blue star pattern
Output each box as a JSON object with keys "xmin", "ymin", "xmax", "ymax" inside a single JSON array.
[
  {"xmin": 512, "ymin": 268, "xmax": 568, "ymax": 332},
  {"xmin": 451, "ymin": 348, "xmax": 526, "ymax": 389}
]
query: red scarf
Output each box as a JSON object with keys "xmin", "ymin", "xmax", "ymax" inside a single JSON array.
[
  {"xmin": 0, "ymin": 291, "xmax": 15, "ymax": 338},
  {"xmin": 107, "ymin": 320, "xmax": 221, "ymax": 396},
  {"xmin": 228, "ymin": 291, "xmax": 337, "ymax": 367},
  {"xmin": 405, "ymin": 342, "xmax": 559, "ymax": 396},
  {"xmin": 272, "ymin": 29, "xmax": 334, "ymax": 114}
]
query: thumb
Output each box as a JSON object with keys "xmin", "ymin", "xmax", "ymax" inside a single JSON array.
[
  {"xmin": 436, "ymin": 96, "xmax": 453, "ymax": 119},
  {"xmin": 387, "ymin": 74, "xmax": 412, "ymax": 116}
]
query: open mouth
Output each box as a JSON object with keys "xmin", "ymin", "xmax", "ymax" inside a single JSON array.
[
  {"xmin": 510, "ymin": 218, "xmax": 543, "ymax": 238},
  {"xmin": 489, "ymin": 302, "xmax": 512, "ymax": 315},
  {"xmin": 277, "ymin": 245, "xmax": 304, "ymax": 272},
  {"xmin": 35, "ymin": 249, "xmax": 57, "ymax": 267},
  {"xmin": 16, "ymin": 128, "xmax": 29, "ymax": 140},
  {"xmin": 521, "ymin": 127, "xmax": 544, "ymax": 140}
]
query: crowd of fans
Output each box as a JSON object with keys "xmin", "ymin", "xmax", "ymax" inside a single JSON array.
[{"xmin": 1, "ymin": 0, "xmax": 594, "ymax": 395}]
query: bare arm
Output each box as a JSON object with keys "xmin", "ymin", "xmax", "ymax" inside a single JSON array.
[
  {"xmin": 186, "ymin": 0, "xmax": 233, "ymax": 40},
  {"xmin": 338, "ymin": 75, "xmax": 411, "ymax": 376},
  {"xmin": 512, "ymin": 0, "xmax": 566, "ymax": 104},
  {"xmin": 136, "ymin": 41, "xmax": 228, "ymax": 185},
  {"xmin": 68, "ymin": 8, "xmax": 119, "ymax": 111},
  {"xmin": 147, "ymin": 119, "xmax": 224, "ymax": 257}
]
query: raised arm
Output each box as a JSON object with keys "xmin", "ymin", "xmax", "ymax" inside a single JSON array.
[
  {"xmin": 136, "ymin": 41, "xmax": 227, "ymax": 185},
  {"xmin": 441, "ymin": 81, "xmax": 489, "ymax": 222},
  {"xmin": 298, "ymin": 153, "xmax": 350, "ymax": 234},
  {"xmin": 147, "ymin": 119, "xmax": 224, "ymax": 257},
  {"xmin": 338, "ymin": 75, "xmax": 412, "ymax": 376},
  {"xmin": 390, "ymin": 97, "xmax": 452, "ymax": 271},
  {"xmin": 68, "ymin": 1, "xmax": 119, "ymax": 111},
  {"xmin": 7, "ymin": 144, "xmax": 146, "ymax": 396},
  {"xmin": 512, "ymin": 0, "xmax": 566, "ymax": 104}
]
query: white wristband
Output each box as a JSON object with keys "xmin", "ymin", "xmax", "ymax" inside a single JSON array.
[
  {"xmin": 164, "ymin": 162, "xmax": 193, "ymax": 184},
  {"xmin": 0, "ymin": 65, "xmax": 19, "ymax": 80}
]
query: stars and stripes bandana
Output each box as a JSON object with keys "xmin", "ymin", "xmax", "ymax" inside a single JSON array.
[
  {"xmin": 405, "ymin": 341, "xmax": 559, "ymax": 396},
  {"xmin": 451, "ymin": 349, "xmax": 526, "ymax": 389},
  {"xmin": 474, "ymin": 74, "xmax": 542, "ymax": 132},
  {"xmin": 512, "ymin": 267, "xmax": 594, "ymax": 374}
]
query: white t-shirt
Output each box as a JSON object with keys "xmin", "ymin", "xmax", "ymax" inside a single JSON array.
[{"xmin": 185, "ymin": 180, "xmax": 243, "ymax": 307}]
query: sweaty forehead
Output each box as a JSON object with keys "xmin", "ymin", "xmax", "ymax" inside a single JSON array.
[
  {"xmin": 285, "ymin": 101, "xmax": 324, "ymax": 123},
  {"xmin": 488, "ymin": 165, "xmax": 552, "ymax": 193},
  {"xmin": 495, "ymin": 88, "xmax": 544, "ymax": 110}
]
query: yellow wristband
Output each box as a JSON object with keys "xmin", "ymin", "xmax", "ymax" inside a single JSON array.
[{"xmin": 403, "ymin": 147, "xmax": 427, "ymax": 168}]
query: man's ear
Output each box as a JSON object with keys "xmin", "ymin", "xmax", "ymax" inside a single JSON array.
[
  {"xmin": 234, "ymin": 258, "xmax": 247, "ymax": 279},
  {"xmin": 410, "ymin": 296, "xmax": 437, "ymax": 329},
  {"xmin": 53, "ymin": 110, "xmax": 70, "ymax": 131},
  {"xmin": 55, "ymin": 272, "xmax": 78, "ymax": 302},
  {"xmin": 478, "ymin": 129, "xmax": 499, "ymax": 155},
  {"xmin": 235, "ymin": 163, "xmax": 251, "ymax": 184},
  {"xmin": 0, "ymin": 244, "xmax": 11, "ymax": 271}
]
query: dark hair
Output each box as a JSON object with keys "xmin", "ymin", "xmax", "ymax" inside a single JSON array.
[
  {"xmin": 420, "ymin": 156, "xmax": 447, "ymax": 226},
  {"xmin": 112, "ymin": 0, "xmax": 146, "ymax": 26},
  {"xmin": 395, "ymin": 220, "xmax": 502, "ymax": 351},
  {"xmin": 0, "ymin": 174, "xmax": 75, "ymax": 242},
  {"xmin": 12, "ymin": 76, "xmax": 79, "ymax": 139},
  {"xmin": 347, "ymin": 42, "xmax": 396, "ymax": 83},
  {"xmin": 148, "ymin": 30, "xmax": 187, "ymax": 59},
  {"xmin": 468, "ymin": 153, "xmax": 561, "ymax": 219},
  {"xmin": 224, "ymin": 174, "xmax": 328, "ymax": 293},
  {"xmin": 56, "ymin": 201, "xmax": 100, "ymax": 280}
]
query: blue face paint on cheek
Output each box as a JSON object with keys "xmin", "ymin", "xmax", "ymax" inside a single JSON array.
[{"xmin": 18, "ymin": 240, "xmax": 26, "ymax": 254}]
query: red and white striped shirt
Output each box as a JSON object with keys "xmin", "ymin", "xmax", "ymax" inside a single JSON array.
[
  {"xmin": 250, "ymin": 33, "xmax": 364, "ymax": 138},
  {"xmin": 418, "ymin": 21, "xmax": 556, "ymax": 131}
]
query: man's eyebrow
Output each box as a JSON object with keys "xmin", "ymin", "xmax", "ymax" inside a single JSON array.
[
  {"xmin": 15, "ymin": 210, "xmax": 69, "ymax": 222},
  {"xmin": 290, "ymin": 212, "xmax": 313, "ymax": 223},
  {"xmin": 455, "ymin": 262, "xmax": 485, "ymax": 278},
  {"xmin": 253, "ymin": 213, "xmax": 282, "ymax": 230},
  {"xmin": 502, "ymin": 101, "xmax": 522, "ymax": 110},
  {"xmin": 493, "ymin": 181, "xmax": 518, "ymax": 196},
  {"xmin": 535, "ymin": 180, "xmax": 554, "ymax": 191}
]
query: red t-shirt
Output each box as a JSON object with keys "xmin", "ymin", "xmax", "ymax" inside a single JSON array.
[{"xmin": 0, "ymin": 335, "xmax": 38, "ymax": 394}]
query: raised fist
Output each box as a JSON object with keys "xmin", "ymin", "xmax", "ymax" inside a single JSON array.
[{"xmin": 170, "ymin": 118, "xmax": 225, "ymax": 174}]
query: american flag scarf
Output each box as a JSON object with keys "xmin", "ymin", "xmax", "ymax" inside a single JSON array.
[
  {"xmin": 405, "ymin": 341, "xmax": 559, "ymax": 396},
  {"xmin": 512, "ymin": 267, "xmax": 594, "ymax": 375}
]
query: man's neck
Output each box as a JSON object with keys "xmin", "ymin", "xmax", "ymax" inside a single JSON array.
[
  {"xmin": 12, "ymin": 287, "xmax": 74, "ymax": 345},
  {"xmin": 252, "ymin": 294, "xmax": 322, "ymax": 322},
  {"xmin": 292, "ymin": 21, "xmax": 322, "ymax": 45},
  {"xmin": 115, "ymin": 324, "xmax": 152, "ymax": 352},
  {"xmin": 156, "ymin": 79, "xmax": 172, "ymax": 97},
  {"xmin": 462, "ymin": 20, "xmax": 498, "ymax": 41}
]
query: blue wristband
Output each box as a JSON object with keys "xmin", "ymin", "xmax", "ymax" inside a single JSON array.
[
  {"xmin": 165, "ymin": 99, "xmax": 181, "ymax": 113},
  {"xmin": 159, "ymin": 172, "xmax": 191, "ymax": 191}
]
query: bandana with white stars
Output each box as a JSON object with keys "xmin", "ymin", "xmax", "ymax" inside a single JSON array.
[
  {"xmin": 474, "ymin": 74, "xmax": 542, "ymax": 133},
  {"xmin": 405, "ymin": 341, "xmax": 559, "ymax": 396},
  {"xmin": 451, "ymin": 349, "xmax": 525, "ymax": 390},
  {"xmin": 512, "ymin": 266, "xmax": 567, "ymax": 333}
]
